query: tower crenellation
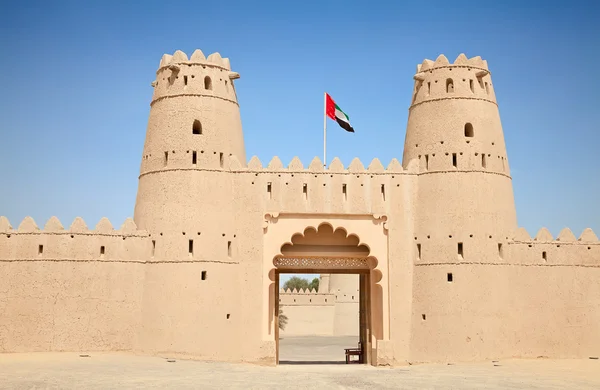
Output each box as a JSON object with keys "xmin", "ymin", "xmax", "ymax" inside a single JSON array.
[
  {"xmin": 151, "ymin": 49, "xmax": 237, "ymax": 105},
  {"xmin": 411, "ymin": 54, "xmax": 495, "ymax": 107}
]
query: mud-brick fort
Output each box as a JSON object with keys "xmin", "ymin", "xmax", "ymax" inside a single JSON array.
[{"xmin": 1, "ymin": 49, "xmax": 599, "ymax": 366}]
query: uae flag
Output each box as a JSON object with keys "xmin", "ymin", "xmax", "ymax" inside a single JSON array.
[{"xmin": 325, "ymin": 93, "xmax": 354, "ymax": 133}]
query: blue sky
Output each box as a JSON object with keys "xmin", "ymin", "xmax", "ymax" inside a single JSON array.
[{"xmin": 0, "ymin": 1, "xmax": 598, "ymax": 285}]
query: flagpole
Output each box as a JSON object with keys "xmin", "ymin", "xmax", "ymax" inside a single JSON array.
[{"xmin": 323, "ymin": 92, "xmax": 327, "ymax": 168}]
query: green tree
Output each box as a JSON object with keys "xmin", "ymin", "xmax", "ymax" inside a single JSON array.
[
  {"xmin": 282, "ymin": 276, "xmax": 320, "ymax": 292},
  {"xmin": 282, "ymin": 276, "xmax": 310, "ymax": 291}
]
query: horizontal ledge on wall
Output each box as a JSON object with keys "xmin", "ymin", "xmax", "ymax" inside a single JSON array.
[
  {"xmin": 418, "ymin": 170, "xmax": 512, "ymax": 179},
  {"xmin": 138, "ymin": 167, "xmax": 419, "ymax": 179},
  {"xmin": 409, "ymin": 96, "xmax": 497, "ymax": 109},
  {"xmin": 0, "ymin": 259, "xmax": 240, "ymax": 265},
  {"xmin": 415, "ymin": 262, "xmax": 600, "ymax": 268},
  {"xmin": 150, "ymin": 93, "xmax": 238, "ymax": 107}
]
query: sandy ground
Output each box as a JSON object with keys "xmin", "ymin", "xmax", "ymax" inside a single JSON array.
[
  {"xmin": 279, "ymin": 335, "xmax": 359, "ymax": 363},
  {"xmin": 1, "ymin": 336, "xmax": 599, "ymax": 389}
]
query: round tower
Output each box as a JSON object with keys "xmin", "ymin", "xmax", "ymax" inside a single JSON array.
[
  {"xmin": 134, "ymin": 49, "xmax": 246, "ymax": 233},
  {"xmin": 402, "ymin": 53, "xmax": 517, "ymax": 250},
  {"xmin": 132, "ymin": 49, "xmax": 246, "ymax": 359}
]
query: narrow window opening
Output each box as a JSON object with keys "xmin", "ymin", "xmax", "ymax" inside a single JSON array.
[
  {"xmin": 342, "ymin": 183, "xmax": 347, "ymax": 200},
  {"xmin": 422, "ymin": 314, "xmax": 426, "ymax": 321},
  {"xmin": 38, "ymin": 245, "xmax": 43, "ymax": 256},
  {"xmin": 100, "ymin": 246, "xmax": 105, "ymax": 259},
  {"xmin": 477, "ymin": 77, "xmax": 484, "ymax": 89},
  {"xmin": 184, "ymin": 75, "xmax": 188, "ymax": 86},
  {"xmin": 485, "ymin": 82, "xmax": 489, "ymax": 94},
  {"xmin": 201, "ymin": 271, "xmax": 207, "ymax": 280},
  {"xmin": 502, "ymin": 157, "xmax": 505, "ymax": 171},
  {"xmin": 482, "ymin": 153, "xmax": 487, "ymax": 169},
  {"xmin": 267, "ymin": 182, "xmax": 272, "ymax": 199},
  {"xmin": 219, "ymin": 152, "xmax": 224, "ymax": 168},
  {"xmin": 464, "ymin": 123, "xmax": 474, "ymax": 137},
  {"xmin": 446, "ymin": 78, "xmax": 454, "ymax": 93},
  {"xmin": 227, "ymin": 241, "xmax": 232, "ymax": 257},
  {"xmin": 417, "ymin": 243, "xmax": 421, "ymax": 260},
  {"xmin": 191, "ymin": 151, "xmax": 197, "ymax": 165},
  {"xmin": 542, "ymin": 251, "xmax": 547, "ymax": 261},
  {"xmin": 226, "ymin": 314, "xmax": 230, "ymax": 319},
  {"xmin": 452, "ymin": 153, "xmax": 457, "ymax": 168},
  {"xmin": 498, "ymin": 243, "xmax": 504, "ymax": 259},
  {"xmin": 425, "ymin": 154, "xmax": 429, "ymax": 170},
  {"xmin": 427, "ymin": 82, "xmax": 431, "ymax": 95},
  {"xmin": 164, "ymin": 151, "xmax": 168, "ymax": 166},
  {"xmin": 303, "ymin": 183, "xmax": 307, "ymax": 199},
  {"xmin": 447, "ymin": 273, "xmax": 453, "ymax": 282},
  {"xmin": 458, "ymin": 242, "xmax": 464, "ymax": 259},
  {"xmin": 188, "ymin": 239, "xmax": 194, "ymax": 257},
  {"xmin": 224, "ymin": 80, "xmax": 228, "ymax": 92},
  {"xmin": 192, "ymin": 120, "xmax": 202, "ymax": 135},
  {"xmin": 204, "ymin": 76, "xmax": 212, "ymax": 90},
  {"xmin": 469, "ymin": 79, "xmax": 474, "ymax": 93},
  {"xmin": 151, "ymin": 240, "xmax": 156, "ymax": 257},
  {"xmin": 381, "ymin": 184, "xmax": 386, "ymax": 201}
]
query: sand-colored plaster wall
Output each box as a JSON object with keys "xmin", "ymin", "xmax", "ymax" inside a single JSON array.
[
  {"xmin": 279, "ymin": 289, "xmax": 335, "ymax": 336},
  {"xmin": 0, "ymin": 216, "xmax": 148, "ymax": 353},
  {"xmin": 409, "ymin": 228, "xmax": 600, "ymax": 363}
]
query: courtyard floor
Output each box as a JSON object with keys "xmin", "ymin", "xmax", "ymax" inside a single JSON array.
[{"xmin": 1, "ymin": 336, "xmax": 599, "ymax": 389}]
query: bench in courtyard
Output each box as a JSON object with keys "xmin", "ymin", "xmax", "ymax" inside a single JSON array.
[{"xmin": 344, "ymin": 342, "xmax": 363, "ymax": 364}]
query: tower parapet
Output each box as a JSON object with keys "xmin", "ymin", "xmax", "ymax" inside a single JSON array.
[
  {"xmin": 150, "ymin": 49, "xmax": 239, "ymax": 106},
  {"xmin": 411, "ymin": 54, "xmax": 495, "ymax": 107}
]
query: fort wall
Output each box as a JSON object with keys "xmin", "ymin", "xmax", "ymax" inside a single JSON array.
[
  {"xmin": 278, "ymin": 274, "xmax": 360, "ymax": 337},
  {"xmin": 278, "ymin": 288, "xmax": 335, "ymax": 336},
  {"xmin": 410, "ymin": 227, "xmax": 600, "ymax": 363},
  {"xmin": 0, "ymin": 216, "xmax": 148, "ymax": 353}
]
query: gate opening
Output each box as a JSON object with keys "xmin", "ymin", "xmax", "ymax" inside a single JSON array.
[
  {"xmin": 268, "ymin": 222, "xmax": 382, "ymax": 366},
  {"xmin": 277, "ymin": 272, "xmax": 364, "ymax": 365}
]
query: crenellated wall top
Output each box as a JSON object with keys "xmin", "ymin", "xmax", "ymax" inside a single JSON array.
[
  {"xmin": 157, "ymin": 49, "xmax": 233, "ymax": 72},
  {"xmin": 0, "ymin": 216, "xmax": 148, "ymax": 237},
  {"xmin": 511, "ymin": 226, "xmax": 599, "ymax": 244},
  {"xmin": 279, "ymin": 288, "xmax": 319, "ymax": 294},
  {"xmin": 231, "ymin": 155, "xmax": 419, "ymax": 175},
  {"xmin": 417, "ymin": 53, "xmax": 489, "ymax": 73}
]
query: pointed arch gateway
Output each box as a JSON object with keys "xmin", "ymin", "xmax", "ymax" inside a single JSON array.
[{"xmin": 264, "ymin": 217, "xmax": 389, "ymax": 366}]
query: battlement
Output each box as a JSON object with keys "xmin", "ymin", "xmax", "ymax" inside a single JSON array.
[
  {"xmin": 507, "ymin": 227, "xmax": 600, "ymax": 267},
  {"xmin": 417, "ymin": 53, "xmax": 489, "ymax": 73},
  {"xmin": 411, "ymin": 53, "xmax": 496, "ymax": 107},
  {"xmin": 492, "ymin": 226, "xmax": 598, "ymax": 266},
  {"xmin": 158, "ymin": 49, "xmax": 232, "ymax": 71},
  {"xmin": 279, "ymin": 288, "xmax": 334, "ymax": 306},
  {"xmin": 150, "ymin": 49, "xmax": 239, "ymax": 105},
  {"xmin": 0, "ymin": 216, "xmax": 149, "ymax": 262},
  {"xmin": 511, "ymin": 227, "xmax": 599, "ymax": 243},
  {"xmin": 0, "ymin": 216, "xmax": 147, "ymax": 236},
  {"xmin": 241, "ymin": 155, "xmax": 416, "ymax": 174},
  {"xmin": 139, "ymin": 153, "xmax": 420, "ymax": 177},
  {"xmin": 143, "ymin": 150, "xmax": 508, "ymax": 179}
]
